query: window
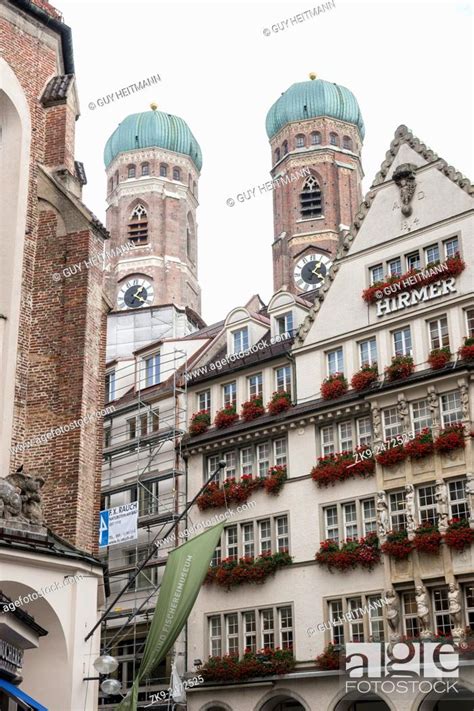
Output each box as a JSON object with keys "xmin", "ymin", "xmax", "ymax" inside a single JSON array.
[
  {"xmin": 232, "ymin": 327, "xmax": 249, "ymax": 353},
  {"xmin": 357, "ymin": 417, "xmax": 372, "ymax": 446},
  {"xmin": 209, "ymin": 616, "xmax": 222, "ymax": 656},
  {"xmin": 160, "ymin": 163, "xmax": 168, "ymax": 177},
  {"xmin": 222, "ymin": 381, "xmax": 237, "ymax": 408},
  {"xmin": 348, "ymin": 598, "xmax": 364, "ymax": 642},
  {"xmin": 105, "ymin": 370, "xmax": 115, "ymax": 403},
  {"xmin": 127, "ymin": 164, "xmax": 136, "ymax": 178},
  {"xmin": 411, "ymin": 399, "xmax": 433, "ymax": 433},
  {"xmin": 388, "ymin": 258, "xmax": 402, "ymax": 277},
  {"xmin": 151, "ymin": 410, "xmax": 159, "ymax": 432},
  {"xmin": 321, "ymin": 425, "xmax": 335, "ymax": 456},
  {"xmin": 104, "ymin": 426, "xmax": 111, "ymax": 448},
  {"xmin": 389, "ymin": 491, "xmax": 406, "ymax": 531},
  {"xmin": 276, "ymin": 515, "xmax": 289, "ymax": 551},
  {"xmin": 406, "ymin": 251, "xmax": 421, "ymax": 270},
  {"xmin": 275, "ymin": 312, "xmax": 294, "ymax": 336},
  {"xmin": 274, "ymin": 438, "xmax": 287, "ymax": 466},
  {"xmin": 368, "ymin": 596, "xmax": 385, "ymax": 641},
  {"xmin": 128, "ymin": 548, "xmax": 158, "ymax": 590},
  {"xmin": 261, "ymin": 609, "xmax": 274, "ymax": 648},
  {"xmin": 242, "ymin": 522, "xmax": 254, "ymax": 557},
  {"xmin": 403, "ymin": 593, "xmax": 420, "ymax": 638},
  {"xmin": 279, "ymin": 607, "xmax": 293, "ymax": 649},
  {"xmin": 275, "ymin": 365, "xmax": 291, "ymax": 393},
  {"xmin": 198, "ymin": 389, "xmax": 210, "ymax": 412},
  {"xmin": 362, "ymin": 499, "xmax": 377, "ymax": 534},
  {"xmin": 329, "ymin": 600, "xmax": 344, "ymax": 644},
  {"xmin": 207, "ymin": 454, "xmax": 222, "ymax": 483},
  {"xmin": 440, "ymin": 391, "xmax": 462, "ymax": 426},
  {"xmin": 141, "ymin": 162, "xmax": 149, "ymax": 176},
  {"xmin": 311, "ymin": 131, "xmax": 321, "ymax": 145},
  {"xmin": 466, "ymin": 308, "xmax": 474, "ymax": 338},
  {"xmin": 425, "ymin": 244, "xmax": 440, "ymax": 265},
  {"xmin": 241, "ymin": 447, "xmax": 253, "ymax": 476},
  {"xmin": 444, "ymin": 237, "xmax": 459, "ymax": 258},
  {"xmin": 244, "ymin": 611, "xmax": 256, "ymax": 652},
  {"xmin": 128, "ymin": 203, "xmax": 148, "ymax": 244},
  {"xmin": 429, "ymin": 316, "xmax": 449, "ymax": 349},
  {"xmin": 206, "ymin": 438, "xmax": 287, "ymax": 483},
  {"xmin": 300, "ymin": 175, "xmax": 323, "ymax": 218},
  {"xmin": 433, "ymin": 589, "xmax": 451, "ymax": 635},
  {"xmin": 114, "ymin": 170, "xmax": 119, "ymax": 186},
  {"xmin": 211, "ymin": 537, "xmax": 222, "ymax": 567},
  {"xmin": 144, "ymin": 352, "xmax": 160, "ymax": 387},
  {"xmin": 448, "ymin": 479, "xmax": 469, "ymax": 520},
  {"xmin": 140, "ymin": 412, "xmax": 148, "ymax": 436},
  {"xmin": 329, "ymin": 132, "xmax": 338, "ymax": 146},
  {"xmin": 256, "ymin": 442, "xmax": 270, "ymax": 477},
  {"xmin": 342, "ymin": 136, "xmax": 352, "ymax": 150},
  {"xmin": 383, "ymin": 407, "xmax": 402, "ymax": 439},
  {"xmin": 127, "ymin": 417, "xmax": 136, "ymax": 440},
  {"xmin": 295, "ymin": 134, "xmax": 305, "ymax": 148},
  {"xmin": 224, "ymin": 451, "xmax": 237, "ymax": 478},
  {"xmin": 274, "ymin": 148, "xmax": 280, "ymax": 162},
  {"xmin": 248, "ymin": 373, "xmax": 263, "ymax": 398},
  {"xmin": 226, "ymin": 613, "xmax": 239, "ymax": 655},
  {"xmin": 343, "ymin": 502, "xmax": 357, "ymax": 539},
  {"xmin": 339, "ymin": 421, "xmax": 353, "ymax": 452},
  {"xmin": 327, "ymin": 347, "xmax": 344, "ymax": 375},
  {"xmin": 282, "ymin": 140, "xmax": 288, "ymax": 155},
  {"xmin": 172, "ymin": 167, "xmax": 181, "ymax": 181},
  {"xmin": 324, "ymin": 506, "xmax": 339, "ymax": 542},
  {"xmin": 359, "ymin": 338, "xmax": 377, "ymax": 366},
  {"xmin": 393, "ymin": 326, "xmax": 412, "ymax": 356},
  {"xmin": 418, "ymin": 485, "xmax": 437, "ymax": 525},
  {"xmin": 139, "ymin": 479, "xmax": 161, "ymax": 517},
  {"xmin": 226, "ymin": 526, "xmax": 238, "ymax": 559},
  {"xmin": 369, "ymin": 264, "xmax": 384, "ymax": 285},
  {"xmin": 259, "ymin": 520, "xmax": 272, "ymax": 553},
  {"xmin": 465, "ymin": 585, "xmax": 474, "ymax": 630}
]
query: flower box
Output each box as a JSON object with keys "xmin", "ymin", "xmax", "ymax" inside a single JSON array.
[
  {"xmin": 321, "ymin": 373, "xmax": 348, "ymax": 400},
  {"xmin": 316, "ymin": 643, "xmax": 343, "ymax": 671},
  {"xmin": 375, "ymin": 444, "xmax": 407, "ymax": 467},
  {"xmin": 267, "ymin": 391, "xmax": 292, "ymax": 415},
  {"xmin": 381, "ymin": 529, "xmax": 413, "ymax": 560},
  {"xmin": 201, "ymin": 648, "xmax": 295, "ymax": 681},
  {"xmin": 404, "ymin": 429, "xmax": 434, "ymax": 460},
  {"xmin": 444, "ymin": 518, "xmax": 474, "ymax": 552},
  {"xmin": 189, "ymin": 410, "xmax": 211, "ymax": 436},
  {"xmin": 311, "ymin": 451, "xmax": 375, "ymax": 487},
  {"xmin": 362, "ymin": 254, "xmax": 466, "ymax": 305},
  {"xmin": 412, "ymin": 523, "xmax": 442, "ymax": 555},
  {"xmin": 351, "ymin": 364, "xmax": 378, "ymax": 392},
  {"xmin": 385, "ymin": 355, "xmax": 414, "ymax": 382},
  {"xmin": 214, "ymin": 406, "xmax": 239, "ymax": 429},
  {"xmin": 428, "ymin": 347, "xmax": 451, "ymax": 370},
  {"xmin": 263, "ymin": 465, "xmax": 287, "ymax": 495},
  {"xmin": 197, "ymin": 475, "xmax": 262, "ymax": 510},
  {"xmin": 434, "ymin": 424, "xmax": 465, "ymax": 454},
  {"xmin": 459, "ymin": 337, "xmax": 474, "ymax": 361},
  {"xmin": 316, "ymin": 533, "xmax": 380, "ymax": 572},
  {"xmin": 241, "ymin": 396, "xmax": 265, "ymax": 422},
  {"xmin": 205, "ymin": 550, "xmax": 292, "ymax": 589}
]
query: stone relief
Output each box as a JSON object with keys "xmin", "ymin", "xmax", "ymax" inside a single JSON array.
[
  {"xmin": 393, "ymin": 163, "xmax": 417, "ymax": 217},
  {"xmin": 415, "ymin": 585, "xmax": 432, "ymax": 638},
  {"xmin": 385, "ymin": 589, "xmax": 401, "ymax": 642},
  {"xmin": 427, "ymin": 389, "xmax": 440, "ymax": 428},
  {"xmin": 405, "ymin": 484, "xmax": 416, "ymax": 538},
  {"xmin": 376, "ymin": 491, "xmax": 389, "ymax": 541},
  {"xmin": 466, "ymin": 474, "xmax": 474, "ymax": 529},
  {"xmin": 0, "ymin": 471, "xmax": 45, "ymax": 526},
  {"xmin": 435, "ymin": 482, "xmax": 449, "ymax": 533}
]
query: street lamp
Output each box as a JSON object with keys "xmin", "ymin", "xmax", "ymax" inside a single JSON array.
[
  {"xmin": 100, "ymin": 678, "xmax": 123, "ymax": 695},
  {"xmin": 93, "ymin": 654, "xmax": 119, "ymax": 674}
]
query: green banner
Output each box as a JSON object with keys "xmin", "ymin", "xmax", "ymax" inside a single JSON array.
[{"xmin": 117, "ymin": 521, "xmax": 224, "ymax": 710}]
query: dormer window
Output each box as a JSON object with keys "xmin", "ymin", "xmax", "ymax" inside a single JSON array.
[
  {"xmin": 160, "ymin": 163, "xmax": 168, "ymax": 177},
  {"xmin": 275, "ymin": 312, "xmax": 293, "ymax": 336},
  {"xmin": 173, "ymin": 167, "xmax": 181, "ymax": 181},
  {"xmin": 128, "ymin": 204, "xmax": 148, "ymax": 245},
  {"xmin": 127, "ymin": 164, "xmax": 136, "ymax": 178},
  {"xmin": 329, "ymin": 133, "xmax": 338, "ymax": 146},
  {"xmin": 232, "ymin": 327, "xmax": 249, "ymax": 354},
  {"xmin": 311, "ymin": 131, "xmax": 321, "ymax": 145},
  {"xmin": 141, "ymin": 162, "xmax": 149, "ymax": 176},
  {"xmin": 342, "ymin": 136, "xmax": 352, "ymax": 150},
  {"xmin": 144, "ymin": 352, "xmax": 160, "ymax": 387},
  {"xmin": 295, "ymin": 134, "xmax": 305, "ymax": 148}
]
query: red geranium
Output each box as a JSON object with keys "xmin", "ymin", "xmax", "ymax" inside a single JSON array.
[
  {"xmin": 404, "ymin": 429, "xmax": 434, "ymax": 460},
  {"xmin": 311, "ymin": 450, "xmax": 375, "ymax": 487},
  {"xmin": 263, "ymin": 465, "xmax": 287, "ymax": 495},
  {"xmin": 376, "ymin": 443, "xmax": 407, "ymax": 467},
  {"xmin": 197, "ymin": 476, "xmax": 263, "ymax": 510},
  {"xmin": 316, "ymin": 643, "xmax": 344, "ymax": 670},
  {"xmin": 267, "ymin": 391, "xmax": 292, "ymax": 415},
  {"xmin": 412, "ymin": 522, "xmax": 442, "ymax": 554},
  {"xmin": 214, "ymin": 406, "xmax": 239, "ymax": 429},
  {"xmin": 201, "ymin": 648, "xmax": 295, "ymax": 681},
  {"xmin": 189, "ymin": 410, "xmax": 211, "ymax": 436},
  {"xmin": 316, "ymin": 533, "xmax": 380, "ymax": 572},
  {"xmin": 434, "ymin": 424, "xmax": 465, "ymax": 454},
  {"xmin": 206, "ymin": 551, "xmax": 292, "ymax": 589},
  {"xmin": 351, "ymin": 364, "xmax": 378, "ymax": 392},
  {"xmin": 459, "ymin": 337, "xmax": 474, "ymax": 361},
  {"xmin": 241, "ymin": 396, "xmax": 265, "ymax": 422},
  {"xmin": 428, "ymin": 347, "xmax": 451, "ymax": 370},
  {"xmin": 321, "ymin": 373, "xmax": 348, "ymax": 400},
  {"xmin": 385, "ymin": 355, "xmax": 414, "ymax": 382},
  {"xmin": 381, "ymin": 529, "xmax": 413, "ymax": 560},
  {"xmin": 444, "ymin": 518, "xmax": 474, "ymax": 552}
]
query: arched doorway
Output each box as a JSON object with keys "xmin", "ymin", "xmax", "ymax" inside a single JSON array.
[
  {"xmin": 260, "ymin": 695, "xmax": 307, "ymax": 711},
  {"xmin": 417, "ymin": 683, "xmax": 474, "ymax": 710},
  {"xmin": 335, "ymin": 693, "xmax": 391, "ymax": 711}
]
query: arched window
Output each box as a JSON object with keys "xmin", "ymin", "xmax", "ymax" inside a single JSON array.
[
  {"xmin": 329, "ymin": 132, "xmax": 338, "ymax": 146},
  {"xmin": 300, "ymin": 176, "xmax": 323, "ymax": 218},
  {"xmin": 160, "ymin": 163, "xmax": 168, "ymax": 177},
  {"xmin": 128, "ymin": 203, "xmax": 148, "ymax": 244},
  {"xmin": 275, "ymin": 147, "xmax": 280, "ymax": 162},
  {"xmin": 173, "ymin": 167, "xmax": 181, "ymax": 181},
  {"xmin": 311, "ymin": 131, "xmax": 321, "ymax": 145},
  {"xmin": 115, "ymin": 170, "xmax": 119, "ymax": 185},
  {"xmin": 127, "ymin": 164, "xmax": 136, "ymax": 178},
  {"xmin": 141, "ymin": 162, "xmax": 149, "ymax": 176},
  {"xmin": 186, "ymin": 212, "xmax": 195, "ymax": 261},
  {"xmin": 295, "ymin": 134, "xmax": 305, "ymax": 148},
  {"xmin": 343, "ymin": 135, "xmax": 352, "ymax": 150},
  {"xmin": 282, "ymin": 140, "xmax": 288, "ymax": 155}
]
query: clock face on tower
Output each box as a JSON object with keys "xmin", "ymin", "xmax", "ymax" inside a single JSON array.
[
  {"xmin": 117, "ymin": 278, "xmax": 154, "ymax": 310},
  {"xmin": 293, "ymin": 253, "xmax": 332, "ymax": 293}
]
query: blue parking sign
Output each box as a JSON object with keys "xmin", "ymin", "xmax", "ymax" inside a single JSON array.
[{"xmin": 99, "ymin": 510, "xmax": 109, "ymax": 547}]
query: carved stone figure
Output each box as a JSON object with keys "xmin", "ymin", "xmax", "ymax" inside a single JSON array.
[
  {"xmin": 371, "ymin": 406, "xmax": 381, "ymax": 441},
  {"xmin": 393, "ymin": 163, "xmax": 417, "ymax": 216},
  {"xmin": 0, "ymin": 479, "xmax": 24, "ymax": 520},
  {"xmin": 405, "ymin": 484, "xmax": 416, "ymax": 538},
  {"xmin": 427, "ymin": 389, "xmax": 440, "ymax": 428},
  {"xmin": 448, "ymin": 583, "xmax": 462, "ymax": 629},
  {"xmin": 5, "ymin": 471, "xmax": 45, "ymax": 526},
  {"xmin": 397, "ymin": 398, "xmax": 409, "ymax": 431},
  {"xmin": 466, "ymin": 474, "xmax": 474, "ymax": 529},
  {"xmin": 435, "ymin": 482, "xmax": 449, "ymax": 533},
  {"xmin": 415, "ymin": 586, "xmax": 431, "ymax": 637},
  {"xmin": 377, "ymin": 491, "xmax": 389, "ymax": 540},
  {"xmin": 385, "ymin": 589, "xmax": 400, "ymax": 639},
  {"xmin": 460, "ymin": 384, "xmax": 470, "ymax": 420}
]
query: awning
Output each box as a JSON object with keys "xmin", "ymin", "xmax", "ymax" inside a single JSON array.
[{"xmin": 0, "ymin": 678, "xmax": 48, "ymax": 711}]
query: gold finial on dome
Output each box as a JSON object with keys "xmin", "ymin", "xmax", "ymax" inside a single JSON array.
[
  {"xmin": 150, "ymin": 102, "xmax": 158, "ymax": 111},
  {"xmin": 309, "ymin": 72, "xmax": 317, "ymax": 80}
]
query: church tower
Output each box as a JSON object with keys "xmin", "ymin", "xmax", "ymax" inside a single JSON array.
[
  {"xmin": 103, "ymin": 105, "xmax": 203, "ymax": 357},
  {"xmin": 266, "ymin": 74, "xmax": 365, "ymax": 296}
]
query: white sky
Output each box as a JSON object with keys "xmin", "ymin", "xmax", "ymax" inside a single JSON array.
[{"xmin": 64, "ymin": 0, "xmax": 473, "ymax": 324}]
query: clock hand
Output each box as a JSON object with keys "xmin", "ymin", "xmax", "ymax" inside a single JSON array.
[{"xmin": 133, "ymin": 287, "xmax": 146, "ymax": 302}]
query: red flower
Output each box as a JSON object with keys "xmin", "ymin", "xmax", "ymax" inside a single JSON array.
[
  {"xmin": 444, "ymin": 518, "xmax": 474, "ymax": 551},
  {"xmin": 311, "ymin": 450, "xmax": 375, "ymax": 487},
  {"xmin": 316, "ymin": 644, "xmax": 343, "ymax": 670},
  {"xmin": 206, "ymin": 551, "xmax": 293, "ymax": 589},
  {"xmin": 376, "ymin": 443, "xmax": 407, "ymax": 467},
  {"xmin": 189, "ymin": 410, "xmax": 211, "ymax": 436},
  {"xmin": 321, "ymin": 373, "xmax": 348, "ymax": 400},
  {"xmin": 381, "ymin": 529, "xmax": 413, "ymax": 560},
  {"xmin": 434, "ymin": 424, "xmax": 465, "ymax": 454},
  {"xmin": 263, "ymin": 466, "xmax": 287, "ymax": 495},
  {"xmin": 351, "ymin": 364, "xmax": 378, "ymax": 392},
  {"xmin": 428, "ymin": 347, "xmax": 451, "ymax": 370},
  {"xmin": 241, "ymin": 396, "xmax": 265, "ymax": 422},
  {"xmin": 214, "ymin": 407, "xmax": 239, "ymax": 429},
  {"xmin": 412, "ymin": 523, "xmax": 442, "ymax": 555},
  {"xmin": 267, "ymin": 391, "xmax": 292, "ymax": 415},
  {"xmin": 404, "ymin": 429, "xmax": 434, "ymax": 460},
  {"xmin": 459, "ymin": 337, "xmax": 474, "ymax": 362},
  {"xmin": 384, "ymin": 355, "xmax": 414, "ymax": 382},
  {"xmin": 201, "ymin": 648, "xmax": 295, "ymax": 681},
  {"xmin": 316, "ymin": 533, "xmax": 380, "ymax": 572}
]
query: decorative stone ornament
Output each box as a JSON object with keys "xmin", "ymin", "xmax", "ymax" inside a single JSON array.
[
  {"xmin": 415, "ymin": 585, "xmax": 432, "ymax": 639},
  {"xmin": 0, "ymin": 471, "xmax": 45, "ymax": 527},
  {"xmin": 405, "ymin": 484, "xmax": 416, "ymax": 539},
  {"xmin": 466, "ymin": 474, "xmax": 474, "ymax": 529},
  {"xmin": 376, "ymin": 491, "xmax": 389, "ymax": 542},
  {"xmin": 435, "ymin": 482, "xmax": 449, "ymax": 533},
  {"xmin": 385, "ymin": 589, "xmax": 401, "ymax": 642},
  {"xmin": 393, "ymin": 163, "xmax": 417, "ymax": 216},
  {"xmin": 448, "ymin": 583, "xmax": 465, "ymax": 646}
]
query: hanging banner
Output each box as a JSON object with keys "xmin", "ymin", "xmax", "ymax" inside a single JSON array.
[{"xmin": 117, "ymin": 521, "xmax": 225, "ymax": 710}]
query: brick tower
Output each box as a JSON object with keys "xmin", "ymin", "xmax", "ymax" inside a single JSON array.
[{"xmin": 266, "ymin": 74, "xmax": 365, "ymax": 296}]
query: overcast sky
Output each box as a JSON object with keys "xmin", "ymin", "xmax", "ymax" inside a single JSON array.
[{"xmin": 65, "ymin": 0, "xmax": 473, "ymax": 324}]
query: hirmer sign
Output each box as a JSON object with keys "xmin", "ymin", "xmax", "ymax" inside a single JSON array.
[{"xmin": 376, "ymin": 277, "xmax": 457, "ymax": 317}]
